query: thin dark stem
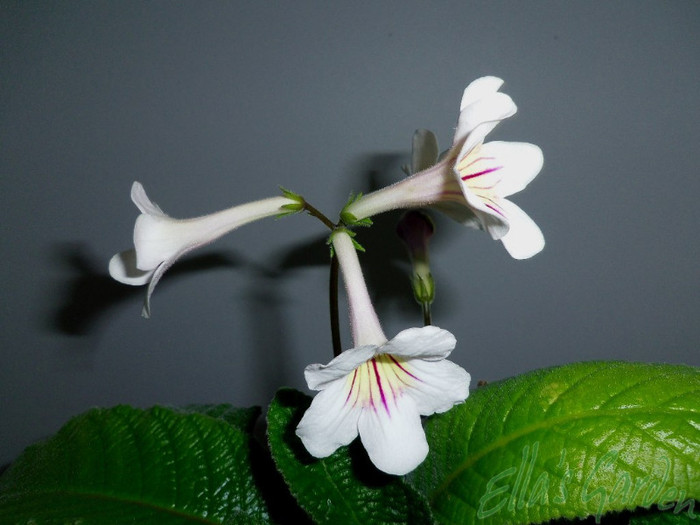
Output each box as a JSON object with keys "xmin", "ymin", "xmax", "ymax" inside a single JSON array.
[
  {"xmin": 422, "ymin": 302, "xmax": 432, "ymax": 326},
  {"xmin": 291, "ymin": 200, "xmax": 342, "ymax": 357},
  {"xmin": 300, "ymin": 200, "xmax": 342, "ymax": 357},
  {"xmin": 304, "ymin": 201, "xmax": 343, "ymax": 357},
  {"xmin": 330, "ymin": 254, "xmax": 342, "ymax": 357},
  {"xmin": 303, "ymin": 201, "xmax": 336, "ymax": 231}
]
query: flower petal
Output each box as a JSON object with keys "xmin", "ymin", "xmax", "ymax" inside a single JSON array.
[
  {"xmin": 430, "ymin": 201, "xmax": 481, "ymax": 228},
  {"xmin": 459, "ymin": 76, "xmax": 504, "ymax": 110},
  {"xmin": 478, "ymin": 141, "xmax": 543, "ymax": 198},
  {"xmin": 296, "ymin": 377, "xmax": 361, "ymax": 458},
  {"xmin": 108, "ymin": 249, "xmax": 155, "ymax": 285},
  {"xmin": 411, "ymin": 129, "xmax": 439, "ymax": 173},
  {"xmin": 140, "ymin": 243, "xmax": 203, "ymax": 318},
  {"xmin": 380, "ymin": 326, "xmax": 456, "ymax": 360},
  {"xmin": 130, "ymin": 182, "xmax": 167, "ymax": 217},
  {"xmin": 304, "ymin": 345, "xmax": 377, "ymax": 390},
  {"xmin": 357, "ymin": 394, "xmax": 428, "ymax": 475},
  {"xmin": 453, "ymin": 92, "xmax": 516, "ymax": 153},
  {"xmin": 404, "ymin": 359, "xmax": 470, "ymax": 415},
  {"xmin": 498, "ymin": 199, "xmax": 545, "ymax": 259}
]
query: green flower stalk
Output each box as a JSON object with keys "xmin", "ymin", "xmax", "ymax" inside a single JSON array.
[{"xmin": 396, "ymin": 210, "xmax": 436, "ymax": 325}]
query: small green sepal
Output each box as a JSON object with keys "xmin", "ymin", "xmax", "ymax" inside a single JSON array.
[
  {"xmin": 327, "ymin": 227, "xmax": 366, "ymax": 254},
  {"xmin": 279, "ymin": 185, "xmax": 304, "ymax": 203},
  {"xmin": 412, "ymin": 272, "xmax": 435, "ymax": 305},
  {"xmin": 340, "ymin": 193, "xmax": 373, "ymax": 228},
  {"xmin": 276, "ymin": 186, "xmax": 305, "ymax": 218}
]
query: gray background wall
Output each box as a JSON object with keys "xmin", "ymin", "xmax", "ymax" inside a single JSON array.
[{"xmin": 2, "ymin": 1, "xmax": 699, "ymax": 466}]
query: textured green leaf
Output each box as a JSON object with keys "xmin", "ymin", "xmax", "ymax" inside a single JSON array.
[
  {"xmin": 0, "ymin": 404, "xmax": 271, "ymax": 524},
  {"xmin": 407, "ymin": 361, "xmax": 700, "ymax": 525},
  {"xmin": 181, "ymin": 403, "xmax": 261, "ymax": 431},
  {"xmin": 267, "ymin": 388, "xmax": 434, "ymax": 524}
]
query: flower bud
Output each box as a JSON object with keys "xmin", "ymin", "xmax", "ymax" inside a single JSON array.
[{"xmin": 396, "ymin": 210, "xmax": 435, "ymax": 307}]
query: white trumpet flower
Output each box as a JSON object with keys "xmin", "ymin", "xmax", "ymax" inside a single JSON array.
[{"xmin": 109, "ymin": 181, "xmax": 299, "ymax": 316}]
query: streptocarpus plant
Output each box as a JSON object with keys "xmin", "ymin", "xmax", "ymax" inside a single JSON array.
[{"xmin": 0, "ymin": 77, "xmax": 697, "ymax": 525}]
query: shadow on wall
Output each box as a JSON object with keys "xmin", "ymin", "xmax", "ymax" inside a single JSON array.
[{"xmin": 47, "ymin": 243, "xmax": 242, "ymax": 336}]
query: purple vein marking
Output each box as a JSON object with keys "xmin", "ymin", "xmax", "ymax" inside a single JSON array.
[
  {"xmin": 461, "ymin": 165, "xmax": 502, "ymax": 181},
  {"xmin": 485, "ymin": 203, "xmax": 506, "ymax": 218},
  {"xmin": 371, "ymin": 359, "xmax": 390, "ymax": 415},
  {"xmin": 345, "ymin": 369, "xmax": 358, "ymax": 406},
  {"xmin": 366, "ymin": 362, "xmax": 375, "ymax": 410},
  {"xmin": 389, "ymin": 355, "xmax": 421, "ymax": 382}
]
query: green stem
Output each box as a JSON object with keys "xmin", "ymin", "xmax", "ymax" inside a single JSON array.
[
  {"xmin": 298, "ymin": 199, "xmax": 342, "ymax": 357},
  {"xmin": 303, "ymin": 201, "xmax": 336, "ymax": 231},
  {"xmin": 422, "ymin": 302, "xmax": 432, "ymax": 326}
]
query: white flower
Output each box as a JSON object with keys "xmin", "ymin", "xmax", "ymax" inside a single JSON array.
[
  {"xmin": 343, "ymin": 76, "xmax": 544, "ymax": 259},
  {"xmin": 109, "ymin": 181, "xmax": 299, "ymax": 317},
  {"xmin": 296, "ymin": 230, "xmax": 470, "ymax": 475}
]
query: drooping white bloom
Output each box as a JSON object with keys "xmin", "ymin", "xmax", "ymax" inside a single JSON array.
[
  {"xmin": 343, "ymin": 76, "xmax": 544, "ymax": 259},
  {"xmin": 109, "ymin": 181, "xmax": 299, "ymax": 316},
  {"xmin": 296, "ymin": 230, "xmax": 470, "ymax": 475}
]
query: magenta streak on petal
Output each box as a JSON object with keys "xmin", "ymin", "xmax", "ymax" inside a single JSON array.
[
  {"xmin": 371, "ymin": 358, "xmax": 390, "ymax": 415},
  {"xmin": 366, "ymin": 362, "xmax": 375, "ymax": 410},
  {"xmin": 461, "ymin": 166, "xmax": 502, "ymax": 181},
  {"xmin": 485, "ymin": 203, "xmax": 507, "ymax": 218},
  {"xmin": 389, "ymin": 355, "xmax": 421, "ymax": 382},
  {"xmin": 345, "ymin": 369, "xmax": 359, "ymax": 407}
]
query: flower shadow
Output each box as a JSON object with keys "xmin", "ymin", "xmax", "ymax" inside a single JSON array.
[{"xmin": 47, "ymin": 242, "xmax": 242, "ymax": 336}]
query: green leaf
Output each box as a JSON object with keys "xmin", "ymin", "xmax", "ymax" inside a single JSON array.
[
  {"xmin": 267, "ymin": 388, "xmax": 435, "ymax": 524},
  {"xmin": 407, "ymin": 361, "xmax": 700, "ymax": 525},
  {"xmin": 181, "ymin": 403, "xmax": 260, "ymax": 431},
  {"xmin": 0, "ymin": 404, "xmax": 271, "ymax": 524}
]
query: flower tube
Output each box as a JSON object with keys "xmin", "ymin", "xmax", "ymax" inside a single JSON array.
[{"xmin": 109, "ymin": 181, "xmax": 300, "ymax": 316}]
